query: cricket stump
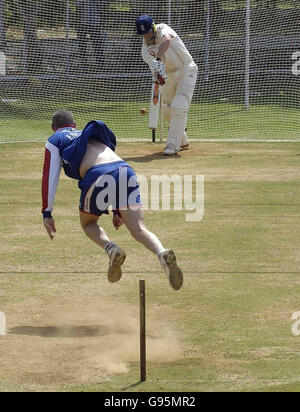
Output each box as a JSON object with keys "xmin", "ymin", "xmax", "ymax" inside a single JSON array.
[{"xmin": 139, "ymin": 280, "xmax": 146, "ymax": 382}]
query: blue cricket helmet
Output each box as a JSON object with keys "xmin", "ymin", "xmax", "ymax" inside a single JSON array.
[{"xmin": 136, "ymin": 15, "xmax": 154, "ymax": 35}]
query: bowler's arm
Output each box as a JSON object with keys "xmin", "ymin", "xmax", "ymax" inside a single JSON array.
[{"xmin": 41, "ymin": 141, "xmax": 62, "ymax": 239}]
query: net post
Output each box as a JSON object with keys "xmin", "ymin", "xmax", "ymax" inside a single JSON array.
[
  {"xmin": 0, "ymin": 0, "xmax": 5, "ymax": 52},
  {"xmin": 139, "ymin": 279, "xmax": 146, "ymax": 382},
  {"xmin": 168, "ymin": 0, "xmax": 172, "ymax": 26},
  {"xmin": 65, "ymin": 0, "xmax": 70, "ymax": 76},
  {"xmin": 245, "ymin": 0, "xmax": 251, "ymax": 110},
  {"xmin": 204, "ymin": 0, "xmax": 211, "ymax": 82}
]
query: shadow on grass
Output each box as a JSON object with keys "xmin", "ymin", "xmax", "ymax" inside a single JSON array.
[
  {"xmin": 124, "ymin": 151, "xmax": 182, "ymax": 163},
  {"xmin": 9, "ymin": 325, "xmax": 118, "ymax": 338},
  {"xmin": 121, "ymin": 381, "xmax": 146, "ymax": 391}
]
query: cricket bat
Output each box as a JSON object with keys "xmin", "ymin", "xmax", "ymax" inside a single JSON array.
[{"xmin": 148, "ymin": 81, "xmax": 161, "ymax": 139}]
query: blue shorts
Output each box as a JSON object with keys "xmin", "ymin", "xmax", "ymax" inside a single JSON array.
[{"xmin": 79, "ymin": 161, "xmax": 141, "ymax": 217}]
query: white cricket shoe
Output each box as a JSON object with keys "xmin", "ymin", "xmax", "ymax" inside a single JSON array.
[
  {"xmin": 163, "ymin": 146, "xmax": 178, "ymax": 156},
  {"xmin": 159, "ymin": 249, "xmax": 183, "ymax": 291},
  {"xmin": 107, "ymin": 246, "xmax": 126, "ymax": 283},
  {"xmin": 180, "ymin": 132, "xmax": 189, "ymax": 150}
]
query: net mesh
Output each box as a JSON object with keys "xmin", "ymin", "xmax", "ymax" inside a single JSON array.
[{"xmin": 0, "ymin": 0, "xmax": 300, "ymax": 142}]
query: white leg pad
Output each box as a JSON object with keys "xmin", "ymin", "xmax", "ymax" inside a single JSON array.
[
  {"xmin": 166, "ymin": 95, "xmax": 189, "ymax": 152},
  {"xmin": 181, "ymin": 131, "xmax": 189, "ymax": 148}
]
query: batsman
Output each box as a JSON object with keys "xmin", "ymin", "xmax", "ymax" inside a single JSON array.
[{"xmin": 136, "ymin": 15, "xmax": 198, "ymax": 156}]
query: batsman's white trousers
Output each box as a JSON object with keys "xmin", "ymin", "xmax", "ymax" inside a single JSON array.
[{"xmin": 162, "ymin": 63, "xmax": 198, "ymax": 151}]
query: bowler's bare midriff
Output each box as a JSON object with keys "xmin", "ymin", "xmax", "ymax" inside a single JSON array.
[{"xmin": 79, "ymin": 139, "xmax": 122, "ymax": 179}]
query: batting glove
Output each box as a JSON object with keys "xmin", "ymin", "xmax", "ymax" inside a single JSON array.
[
  {"xmin": 152, "ymin": 71, "xmax": 167, "ymax": 86},
  {"xmin": 151, "ymin": 60, "xmax": 167, "ymax": 85},
  {"xmin": 151, "ymin": 59, "xmax": 165, "ymax": 73}
]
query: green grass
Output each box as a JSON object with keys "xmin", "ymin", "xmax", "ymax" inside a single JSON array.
[
  {"xmin": 0, "ymin": 141, "xmax": 300, "ymax": 392},
  {"xmin": 1, "ymin": 100, "xmax": 300, "ymax": 142}
]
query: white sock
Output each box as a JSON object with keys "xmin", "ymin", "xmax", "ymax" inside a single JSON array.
[
  {"xmin": 104, "ymin": 242, "xmax": 117, "ymax": 257},
  {"xmin": 156, "ymin": 246, "xmax": 166, "ymax": 257}
]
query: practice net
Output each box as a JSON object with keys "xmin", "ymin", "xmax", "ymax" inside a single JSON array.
[{"xmin": 1, "ymin": 0, "xmax": 300, "ymax": 142}]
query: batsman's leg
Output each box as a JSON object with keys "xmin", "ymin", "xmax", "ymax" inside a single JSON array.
[
  {"xmin": 164, "ymin": 65, "xmax": 198, "ymax": 155},
  {"xmin": 162, "ymin": 75, "xmax": 180, "ymax": 155},
  {"xmin": 178, "ymin": 65, "xmax": 198, "ymax": 150},
  {"xmin": 80, "ymin": 211, "xmax": 126, "ymax": 283},
  {"xmin": 163, "ymin": 103, "xmax": 189, "ymax": 150},
  {"xmin": 164, "ymin": 94, "xmax": 189, "ymax": 154}
]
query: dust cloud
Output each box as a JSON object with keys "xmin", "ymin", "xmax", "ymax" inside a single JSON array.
[{"xmin": 0, "ymin": 299, "xmax": 183, "ymax": 387}]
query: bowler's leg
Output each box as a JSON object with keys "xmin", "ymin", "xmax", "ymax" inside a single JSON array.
[
  {"xmin": 80, "ymin": 211, "xmax": 126, "ymax": 283},
  {"xmin": 80, "ymin": 211, "xmax": 110, "ymax": 248},
  {"xmin": 120, "ymin": 207, "xmax": 183, "ymax": 290},
  {"xmin": 120, "ymin": 207, "xmax": 164, "ymax": 255}
]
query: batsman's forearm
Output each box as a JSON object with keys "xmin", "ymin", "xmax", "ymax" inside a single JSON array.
[{"xmin": 156, "ymin": 36, "xmax": 171, "ymax": 60}]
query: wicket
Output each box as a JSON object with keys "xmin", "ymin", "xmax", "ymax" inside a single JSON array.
[{"xmin": 139, "ymin": 280, "xmax": 146, "ymax": 382}]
